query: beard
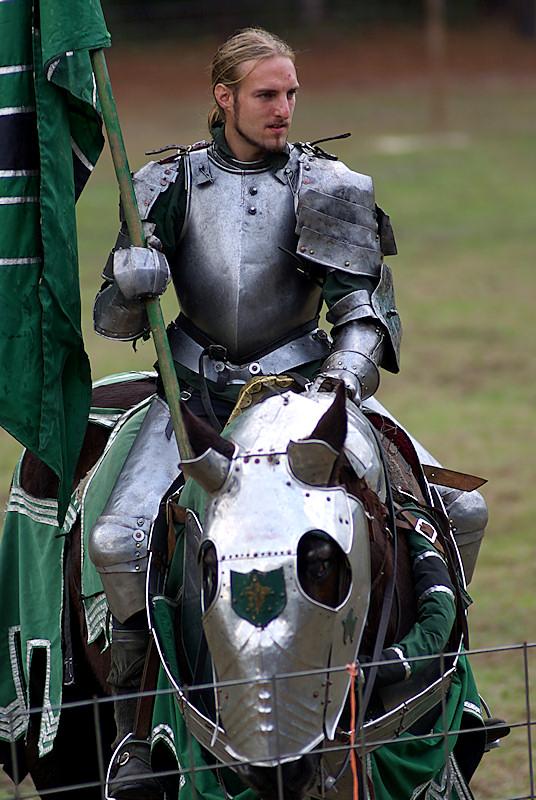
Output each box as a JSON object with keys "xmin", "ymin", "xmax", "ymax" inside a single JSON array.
[
  {"xmin": 235, "ymin": 122, "xmax": 287, "ymax": 155},
  {"xmin": 233, "ymin": 97, "xmax": 288, "ymax": 157}
]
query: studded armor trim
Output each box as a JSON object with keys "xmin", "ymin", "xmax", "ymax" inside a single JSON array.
[{"xmin": 173, "ymin": 145, "xmax": 323, "ymax": 362}]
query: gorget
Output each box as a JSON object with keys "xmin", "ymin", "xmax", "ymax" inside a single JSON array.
[{"xmin": 173, "ymin": 145, "xmax": 322, "ymax": 362}]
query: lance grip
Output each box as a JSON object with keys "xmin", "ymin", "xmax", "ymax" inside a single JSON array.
[{"xmin": 90, "ymin": 48, "xmax": 193, "ymax": 460}]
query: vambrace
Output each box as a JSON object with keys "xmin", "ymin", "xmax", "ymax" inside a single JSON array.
[{"xmin": 319, "ymin": 319, "xmax": 385, "ymax": 401}]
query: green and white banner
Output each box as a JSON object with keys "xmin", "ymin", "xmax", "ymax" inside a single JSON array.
[{"xmin": 0, "ymin": 0, "xmax": 110, "ymax": 523}]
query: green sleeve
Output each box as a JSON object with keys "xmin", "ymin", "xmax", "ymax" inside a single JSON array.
[
  {"xmin": 396, "ymin": 531, "xmax": 457, "ymax": 677},
  {"xmin": 364, "ymin": 530, "xmax": 457, "ymax": 687},
  {"xmin": 322, "ymin": 270, "xmax": 376, "ymax": 310}
]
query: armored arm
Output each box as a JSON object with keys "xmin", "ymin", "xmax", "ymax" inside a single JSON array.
[
  {"xmin": 93, "ymin": 158, "xmax": 182, "ymax": 341},
  {"xmin": 295, "ymin": 168, "xmax": 400, "ymax": 402}
]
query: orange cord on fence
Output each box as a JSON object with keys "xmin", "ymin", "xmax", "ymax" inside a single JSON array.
[{"xmin": 346, "ymin": 662, "xmax": 360, "ymax": 800}]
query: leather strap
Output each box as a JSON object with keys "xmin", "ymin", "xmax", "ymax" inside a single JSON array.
[{"xmin": 133, "ymin": 636, "xmax": 161, "ymax": 740}]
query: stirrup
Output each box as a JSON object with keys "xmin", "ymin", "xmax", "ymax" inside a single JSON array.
[
  {"xmin": 106, "ymin": 733, "xmax": 164, "ymax": 800},
  {"xmin": 483, "ymin": 717, "xmax": 511, "ymax": 751}
]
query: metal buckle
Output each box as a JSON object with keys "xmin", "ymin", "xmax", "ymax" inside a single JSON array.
[{"xmin": 414, "ymin": 517, "xmax": 437, "ymax": 543}]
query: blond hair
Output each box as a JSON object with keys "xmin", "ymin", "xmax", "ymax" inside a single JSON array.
[{"xmin": 208, "ymin": 27, "xmax": 295, "ymax": 131}]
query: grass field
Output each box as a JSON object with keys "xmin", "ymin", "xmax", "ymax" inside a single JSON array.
[{"xmin": 1, "ymin": 32, "xmax": 535, "ymax": 799}]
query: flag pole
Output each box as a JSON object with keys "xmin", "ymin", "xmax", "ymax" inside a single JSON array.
[{"xmin": 90, "ymin": 48, "xmax": 193, "ymax": 461}]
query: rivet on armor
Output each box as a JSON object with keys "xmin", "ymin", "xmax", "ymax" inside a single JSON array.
[
  {"xmin": 284, "ymin": 168, "xmax": 291, "ymax": 175},
  {"xmin": 248, "ymin": 206, "xmax": 257, "ymax": 215},
  {"xmin": 133, "ymin": 530, "xmax": 145, "ymax": 541},
  {"xmin": 136, "ymin": 542, "xmax": 141, "ymax": 549},
  {"xmin": 304, "ymin": 165, "xmax": 311, "ymax": 171},
  {"xmin": 344, "ymin": 260, "xmax": 350, "ymax": 266},
  {"xmin": 160, "ymin": 178, "xmax": 167, "ymax": 186},
  {"xmin": 249, "ymin": 362, "xmax": 261, "ymax": 375},
  {"xmin": 137, "ymin": 517, "xmax": 145, "ymax": 526},
  {"xmin": 300, "ymin": 246, "xmax": 306, "ymax": 252},
  {"xmin": 135, "ymin": 565, "xmax": 140, "ymax": 571},
  {"xmin": 249, "ymin": 187, "xmax": 258, "ymax": 195},
  {"xmin": 214, "ymin": 361, "xmax": 225, "ymax": 373},
  {"xmin": 309, "ymin": 249, "xmax": 315, "ymax": 254}
]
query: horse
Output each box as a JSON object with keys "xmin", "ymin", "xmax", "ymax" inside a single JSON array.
[
  {"xmin": 148, "ymin": 380, "xmax": 489, "ymax": 800},
  {"xmin": 0, "ymin": 375, "xmax": 490, "ymax": 799}
]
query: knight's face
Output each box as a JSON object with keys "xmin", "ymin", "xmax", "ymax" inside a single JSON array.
[{"xmin": 219, "ymin": 56, "xmax": 299, "ymax": 161}]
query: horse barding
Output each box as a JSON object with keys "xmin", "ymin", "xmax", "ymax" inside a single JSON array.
[{"xmin": 146, "ymin": 380, "xmax": 490, "ymax": 800}]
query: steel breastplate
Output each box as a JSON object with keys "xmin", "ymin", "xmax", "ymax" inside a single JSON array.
[{"xmin": 172, "ymin": 146, "xmax": 322, "ymax": 362}]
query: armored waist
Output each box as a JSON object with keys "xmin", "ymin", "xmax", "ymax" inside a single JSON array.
[{"xmin": 168, "ymin": 316, "xmax": 331, "ymax": 386}]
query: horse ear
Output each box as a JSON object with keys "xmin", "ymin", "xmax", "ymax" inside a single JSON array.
[
  {"xmin": 309, "ymin": 382, "xmax": 347, "ymax": 452},
  {"xmin": 179, "ymin": 402, "xmax": 234, "ymax": 494},
  {"xmin": 180, "ymin": 401, "xmax": 235, "ymax": 460},
  {"xmin": 287, "ymin": 383, "xmax": 348, "ymax": 486}
]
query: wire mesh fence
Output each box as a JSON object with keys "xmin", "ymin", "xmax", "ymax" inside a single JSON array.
[{"xmin": 1, "ymin": 640, "xmax": 533, "ymax": 800}]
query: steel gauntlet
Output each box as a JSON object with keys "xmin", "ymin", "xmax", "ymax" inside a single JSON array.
[
  {"xmin": 316, "ymin": 320, "xmax": 385, "ymax": 402},
  {"xmin": 113, "ymin": 246, "xmax": 170, "ymax": 300}
]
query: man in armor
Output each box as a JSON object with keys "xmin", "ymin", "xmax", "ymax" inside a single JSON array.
[{"xmin": 90, "ymin": 27, "xmax": 488, "ymax": 798}]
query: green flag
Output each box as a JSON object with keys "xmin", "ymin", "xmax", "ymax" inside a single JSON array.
[{"xmin": 0, "ymin": 1, "xmax": 110, "ymax": 523}]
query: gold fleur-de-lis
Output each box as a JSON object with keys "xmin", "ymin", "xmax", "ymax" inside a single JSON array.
[{"xmin": 243, "ymin": 574, "xmax": 272, "ymax": 618}]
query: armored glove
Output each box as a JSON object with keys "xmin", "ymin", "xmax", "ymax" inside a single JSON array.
[
  {"xmin": 312, "ymin": 319, "xmax": 385, "ymax": 403},
  {"xmin": 310, "ymin": 370, "xmax": 362, "ymax": 403},
  {"xmin": 113, "ymin": 246, "xmax": 171, "ymax": 301}
]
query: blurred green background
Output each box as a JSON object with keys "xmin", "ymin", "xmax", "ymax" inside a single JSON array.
[{"xmin": 1, "ymin": 3, "xmax": 535, "ymax": 798}]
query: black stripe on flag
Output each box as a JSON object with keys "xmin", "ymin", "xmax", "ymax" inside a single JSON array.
[
  {"xmin": 72, "ymin": 151, "xmax": 91, "ymax": 201},
  {"xmin": 0, "ymin": 111, "xmax": 39, "ymax": 171}
]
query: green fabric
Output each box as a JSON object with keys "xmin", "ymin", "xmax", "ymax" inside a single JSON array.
[
  {"xmin": 397, "ymin": 530, "xmax": 457, "ymax": 677},
  {"xmin": 323, "ymin": 271, "xmax": 377, "ymax": 309},
  {"xmin": 0, "ymin": 460, "xmax": 79, "ymax": 756},
  {"xmin": 0, "ymin": 390, "xmax": 150, "ymax": 753},
  {"xmin": 0, "ymin": 0, "xmax": 110, "ymax": 523},
  {"xmin": 368, "ymin": 654, "xmax": 481, "ymax": 800}
]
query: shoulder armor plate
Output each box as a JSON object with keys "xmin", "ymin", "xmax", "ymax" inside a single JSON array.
[
  {"xmin": 296, "ymin": 156, "xmax": 381, "ymax": 277},
  {"xmin": 132, "ymin": 157, "xmax": 182, "ymax": 220}
]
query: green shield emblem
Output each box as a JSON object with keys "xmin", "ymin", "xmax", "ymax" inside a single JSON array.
[{"xmin": 231, "ymin": 568, "xmax": 287, "ymax": 628}]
